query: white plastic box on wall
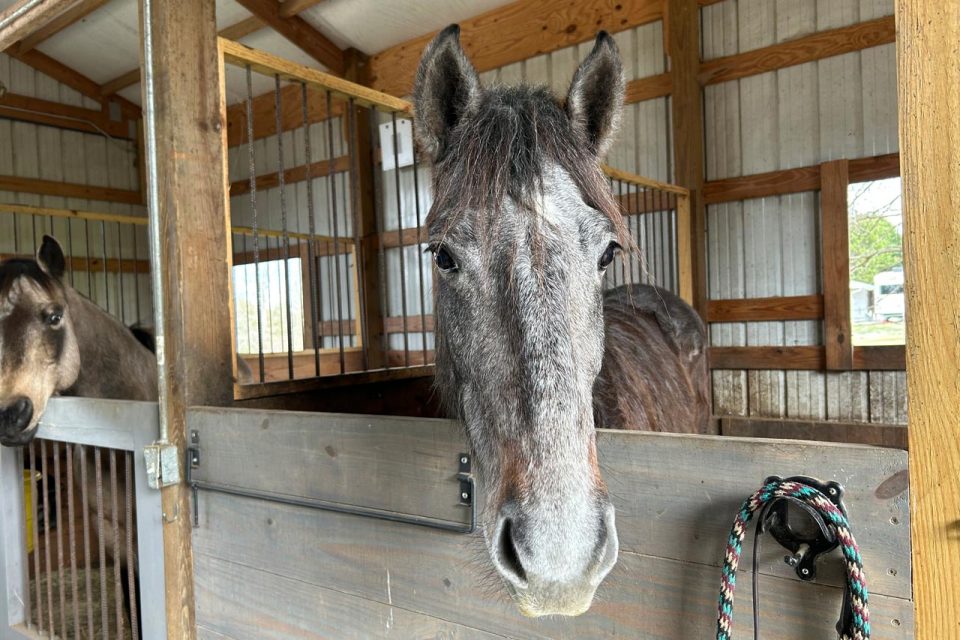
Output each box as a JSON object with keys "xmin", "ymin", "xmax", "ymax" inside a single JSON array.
[{"xmin": 379, "ymin": 118, "xmax": 415, "ymax": 171}]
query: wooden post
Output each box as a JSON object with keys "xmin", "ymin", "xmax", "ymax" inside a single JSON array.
[
  {"xmin": 139, "ymin": 0, "xmax": 234, "ymax": 637},
  {"xmin": 675, "ymin": 192, "xmax": 694, "ymax": 305},
  {"xmin": 344, "ymin": 48, "xmax": 385, "ymax": 369},
  {"xmin": 896, "ymin": 1, "xmax": 960, "ymax": 637},
  {"xmin": 820, "ymin": 159, "xmax": 853, "ymax": 370},
  {"xmin": 666, "ymin": 0, "xmax": 707, "ymax": 318}
]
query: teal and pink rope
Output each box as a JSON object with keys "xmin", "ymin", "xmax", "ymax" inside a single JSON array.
[{"xmin": 716, "ymin": 478, "xmax": 870, "ymax": 640}]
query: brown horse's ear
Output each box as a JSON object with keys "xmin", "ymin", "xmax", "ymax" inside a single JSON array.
[
  {"xmin": 37, "ymin": 235, "xmax": 66, "ymax": 280},
  {"xmin": 566, "ymin": 32, "xmax": 625, "ymax": 157},
  {"xmin": 413, "ymin": 24, "xmax": 482, "ymax": 162}
]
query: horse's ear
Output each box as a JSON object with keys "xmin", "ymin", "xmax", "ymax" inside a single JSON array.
[
  {"xmin": 37, "ymin": 235, "xmax": 66, "ymax": 280},
  {"xmin": 565, "ymin": 32, "xmax": 625, "ymax": 157},
  {"xmin": 413, "ymin": 24, "xmax": 482, "ymax": 162}
]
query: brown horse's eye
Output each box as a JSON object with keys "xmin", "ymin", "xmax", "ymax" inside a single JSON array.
[
  {"xmin": 433, "ymin": 246, "xmax": 458, "ymax": 273},
  {"xmin": 598, "ymin": 241, "xmax": 621, "ymax": 270}
]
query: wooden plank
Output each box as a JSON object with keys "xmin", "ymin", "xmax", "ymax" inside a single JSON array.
[
  {"xmin": 0, "ymin": 253, "xmax": 149, "ymax": 274},
  {"xmin": 0, "ymin": 0, "xmax": 83, "ymax": 52},
  {"xmin": 12, "ymin": 0, "xmax": 108, "ymax": 53},
  {"xmin": 231, "ymin": 365, "xmax": 435, "ymax": 400},
  {"xmin": 224, "ymin": 83, "xmax": 339, "ymax": 147},
  {"xmin": 229, "ymin": 155, "xmax": 350, "ymax": 196},
  {"xmin": 99, "ymin": 69, "xmax": 141, "ymax": 97},
  {"xmin": 239, "ymin": 349, "xmax": 365, "ymax": 382},
  {"xmin": 384, "ymin": 314, "xmax": 434, "ymax": 334},
  {"xmin": 703, "ymin": 153, "xmax": 900, "ymax": 204},
  {"xmin": 721, "ymin": 417, "xmax": 908, "ymax": 449},
  {"xmin": 676, "ymin": 193, "xmax": 694, "ymax": 303},
  {"xmin": 0, "ymin": 91, "xmax": 132, "ymax": 138},
  {"xmin": 624, "ymin": 72, "xmax": 672, "ymax": 104},
  {"xmin": 710, "ymin": 346, "xmax": 826, "ymax": 370},
  {"xmin": 700, "ymin": 16, "xmax": 896, "ymax": 86},
  {"xmin": 667, "ymin": 0, "xmax": 707, "ymax": 317},
  {"xmin": 0, "ymin": 175, "xmax": 141, "ymax": 204},
  {"xmin": 853, "ymin": 345, "xmax": 906, "ymax": 371},
  {"xmin": 143, "ymin": 0, "xmax": 234, "ymax": 637},
  {"xmin": 367, "ymin": 0, "xmax": 663, "ymax": 97},
  {"xmin": 821, "ymin": 160, "xmax": 853, "ymax": 370},
  {"xmin": 195, "ymin": 541, "xmax": 910, "ymax": 640},
  {"xmin": 231, "ymin": 0, "xmax": 344, "ymax": 74},
  {"xmin": 897, "ymin": 3, "xmax": 960, "ymax": 638},
  {"xmin": 602, "ymin": 165, "xmax": 689, "ymax": 196},
  {"xmin": 707, "ymin": 294, "xmax": 824, "ymax": 322},
  {"xmin": 189, "ymin": 416, "xmax": 911, "ymax": 638},
  {"xmin": 278, "ymin": 0, "xmax": 326, "ymax": 18}
]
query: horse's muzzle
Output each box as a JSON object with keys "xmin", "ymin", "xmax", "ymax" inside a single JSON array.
[{"xmin": 0, "ymin": 396, "xmax": 35, "ymax": 446}]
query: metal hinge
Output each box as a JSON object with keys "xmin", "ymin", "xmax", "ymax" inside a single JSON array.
[{"xmin": 144, "ymin": 441, "xmax": 181, "ymax": 489}]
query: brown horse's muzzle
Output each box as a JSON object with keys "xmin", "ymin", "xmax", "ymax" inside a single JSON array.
[{"xmin": 0, "ymin": 396, "xmax": 35, "ymax": 446}]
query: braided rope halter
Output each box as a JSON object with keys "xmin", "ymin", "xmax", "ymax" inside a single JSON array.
[{"xmin": 716, "ymin": 477, "xmax": 871, "ymax": 640}]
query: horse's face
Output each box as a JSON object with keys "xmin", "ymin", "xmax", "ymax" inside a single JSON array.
[
  {"xmin": 0, "ymin": 237, "xmax": 79, "ymax": 446},
  {"xmin": 415, "ymin": 26, "xmax": 625, "ymax": 616}
]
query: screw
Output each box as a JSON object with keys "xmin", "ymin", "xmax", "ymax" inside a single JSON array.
[
  {"xmin": 460, "ymin": 456, "xmax": 468, "ymax": 464},
  {"xmin": 801, "ymin": 568, "xmax": 810, "ymax": 576},
  {"xmin": 461, "ymin": 492, "xmax": 469, "ymax": 500},
  {"xmin": 828, "ymin": 487, "xmax": 837, "ymax": 496}
]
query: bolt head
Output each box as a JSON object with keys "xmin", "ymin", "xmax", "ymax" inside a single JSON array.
[
  {"xmin": 801, "ymin": 568, "xmax": 810, "ymax": 576},
  {"xmin": 461, "ymin": 492, "xmax": 469, "ymax": 500}
]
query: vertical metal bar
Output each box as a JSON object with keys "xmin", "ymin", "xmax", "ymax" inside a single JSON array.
[
  {"xmin": 246, "ymin": 65, "xmax": 266, "ymax": 383},
  {"xmin": 40, "ymin": 439, "xmax": 55, "ymax": 635},
  {"xmin": 411, "ymin": 145, "xmax": 428, "ymax": 363},
  {"xmin": 84, "ymin": 219, "xmax": 93, "ymax": 297},
  {"xmin": 301, "ymin": 83, "xmax": 321, "ymax": 377},
  {"xmin": 95, "ymin": 448, "xmax": 109, "ymax": 639},
  {"xmin": 274, "ymin": 75, "xmax": 295, "ymax": 379},
  {"xmin": 53, "ymin": 442, "xmax": 67, "ymax": 639},
  {"xmin": 29, "ymin": 442, "xmax": 42, "ymax": 631},
  {"xmin": 346, "ymin": 99, "xmax": 372, "ymax": 371},
  {"xmin": 117, "ymin": 222, "xmax": 126, "ymax": 324},
  {"xmin": 80, "ymin": 446, "xmax": 95, "ymax": 639},
  {"xmin": 371, "ymin": 108, "xmax": 390, "ymax": 369},
  {"xmin": 67, "ymin": 444, "xmax": 81, "ymax": 639},
  {"xmin": 326, "ymin": 90, "xmax": 346, "ymax": 374},
  {"xmin": 390, "ymin": 112, "xmax": 410, "ymax": 366},
  {"xmin": 124, "ymin": 452, "xmax": 138, "ymax": 639},
  {"xmin": 110, "ymin": 450, "xmax": 123, "ymax": 638},
  {"xmin": 100, "ymin": 220, "xmax": 110, "ymax": 314}
]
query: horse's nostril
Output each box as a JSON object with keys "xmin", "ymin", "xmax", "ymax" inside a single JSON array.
[{"xmin": 495, "ymin": 518, "xmax": 528, "ymax": 587}]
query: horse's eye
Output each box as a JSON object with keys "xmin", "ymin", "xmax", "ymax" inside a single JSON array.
[
  {"xmin": 433, "ymin": 246, "xmax": 458, "ymax": 273},
  {"xmin": 45, "ymin": 309, "xmax": 63, "ymax": 327},
  {"xmin": 598, "ymin": 241, "xmax": 621, "ymax": 270}
]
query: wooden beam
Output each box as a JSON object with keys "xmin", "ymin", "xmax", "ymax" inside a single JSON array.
[
  {"xmin": 0, "ymin": 175, "xmax": 141, "ymax": 204},
  {"xmin": 821, "ymin": 159, "xmax": 853, "ymax": 370},
  {"xmin": 625, "ymin": 72, "xmax": 672, "ymax": 104},
  {"xmin": 0, "ymin": 91, "xmax": 132, "ymax": 138},
  {"xmin": 278, "ymin": 0, "xmax": 325, "ymax": 18},
  {"xmin": 99, "ymin": 69, "xmax": 140, "ymax": 97},
  {"xmin": 0, "ymin": 253, "xmax": 150, "ymax": 274},
  {"xmin": 667, "ymin": 0, "xmax": 707, "ymax": 318},
  {"xmin": 0, "ymin": 0, "xmax": 82, "ymax": 52},
  {"xmin": 232, "ymin": 0, "xmax": 344, "ymax": 74},
  {"xmin": 140, "ymin": 0, "xmax": 233, "ymax": 636},
  {"xmin": 720, "ymin": 417, "xmax": 908, "ymax": 450},
  {"xmin": 709, "ymin": 346, "xmax": 826, "ymax": 370},
  {"xmin": 897, "ymin": 2, "xmax": 960, "ymax": 635},
  {"xmin": 229, "ymin": 155, "xmax": 350, "ymax": 197},
  {"xmin": 852, "ymin": 345, "xmax": 905, "ymax": 371},
  {"xmin": 368, "ymin": 0, "xmax": 663, "ymax": 97},
  {"xmin": 707, "ymin": 294, "xmax": 824, "ymax": 322},
  {"xmin": 12, "ymin": 0, "xmax": 108, "ymax": 53},
  {"xmin": 383, "ymin": 314, "xmax": 434, "ymax": 334},
  {"xmin": 703, "ymin": 152, "xmax": 900, "ymax": 204},
  {"xmin": 700, "ymin": 16, "xmax": 896, "ymax": 86},
  {"xmin": 10, "ymin": 47, "xmax": 140, "ymax": 118}
]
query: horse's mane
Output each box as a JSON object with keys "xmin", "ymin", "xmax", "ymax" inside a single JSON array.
[
  {"xmin": 0, "ymin": 257, "xmax": 60, "ymax": 300},
  {"xmin": 427, "ymin": 85, "xmax": 625, "ymax": 241}
]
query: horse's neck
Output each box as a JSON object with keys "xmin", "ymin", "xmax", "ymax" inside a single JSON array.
[{"xmin": 64, "ymin": 288, "xmax": 159, "ymax": 401}]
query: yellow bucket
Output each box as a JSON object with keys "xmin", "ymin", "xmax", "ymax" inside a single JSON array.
[{"xmin": 22, "ymin": 470, "xmax": 40, "ymax": 553}]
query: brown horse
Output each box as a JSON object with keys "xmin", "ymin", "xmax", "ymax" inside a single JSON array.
[{"xmin": 414, "ymin": 26, "xmax": 710, "ymax": 616}]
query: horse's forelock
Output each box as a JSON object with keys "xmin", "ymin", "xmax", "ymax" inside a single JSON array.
[{"xmin": 0, "ymin": 259, "xmax": 61, "ymax": 303}]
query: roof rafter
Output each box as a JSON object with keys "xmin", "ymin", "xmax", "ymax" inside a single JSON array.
[
  {"xmin": 233, "ymin": 0, "xmax": 343, "ymax": 73},
  {"xmin": 0, "ymin": 0, "xmax": 84, "ymax": 52},
  {"xmin": 12, "ymin": 0, "xmax": 110, "ymax": 54}
]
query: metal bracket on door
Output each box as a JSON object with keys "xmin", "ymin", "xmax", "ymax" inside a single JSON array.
[{"xmin": 186, "ymin": 431, "xmax": 476, "ymax": 534}]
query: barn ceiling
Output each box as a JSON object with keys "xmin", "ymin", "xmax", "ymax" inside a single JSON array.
[{"xmin": 0, "ymin": 0, "xmax": 514, "ymax": 105}]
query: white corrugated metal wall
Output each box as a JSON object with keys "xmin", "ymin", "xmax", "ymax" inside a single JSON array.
[
  {"xmin": 0, "ymin": 53, "xmax": 151, "ymax": 328},
  {"xmin": 703, "ymin": 0, "xmax": 906, "ymax": 423}
]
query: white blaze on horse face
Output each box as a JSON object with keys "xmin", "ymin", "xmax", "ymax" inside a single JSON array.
[{"xmin": 0, "ymin": 276, "xmax": 80, "ymax": 440}]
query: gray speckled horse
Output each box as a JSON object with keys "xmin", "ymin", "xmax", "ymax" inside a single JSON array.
[{"xmin": 414, "ymin": 26, "xmax": 709, "ymax": 617}]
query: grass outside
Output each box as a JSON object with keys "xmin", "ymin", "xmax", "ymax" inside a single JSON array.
[{"xmin": 852, "ymin": 320, "xmax": 905, "ymax": 346}]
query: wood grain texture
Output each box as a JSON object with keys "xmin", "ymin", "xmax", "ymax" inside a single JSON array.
[
  {"xmin": 231, "ymin": 365, "xmax": 435, "ymax": 401},
  {"xmin": 232, "ymin": 0, "xmax": 344, "ymax": 74},
  {"xmin": 668, "ymin": 0, "xmax": 707, "ymax": 317},
  {"xmin": 710, "ymin": 346, "xmax": 827, "ymax": 370},
  {"xmin": 224, "ymin": 83, "xmax": 339, "ymax": 148},
  {"xmin": 853, "ymin": 345, "xmax": 906, "ymax": 371},
  {"xmin": 707, "ymin": 294, "xmax": 824, "ymax": 322},
  {"xmin": 0, "ymin": 91, "xmax": 131, "ymax": 138},
  {"xmin": 190, "ymin": 410, "xmax": 912, "ymax": 638},
  {"xmin": 700, "ymin": 16, "xmax": 896, "ymax": 86},
  {"xmin": 367, "ymin": 0, "xmax": 663, "ymax": 97},
  {"xmin": 821, "ymin": 160, "xmax": 853, "ymax": 369},
  {"xmin": 896, "ymin": 1, "xmax": 960, "ymax": 637},
  {"xmin": 721, "ymin": 417, "xmax": 908, "ymax": 450},
  {"xmin": 0, "ymin": 175, "xmax": 141, "ymax": 204},
  {"xmin": 624, "ymin": 72, "xmax": 672, "ymax": 104},
  {"xmin": 229, "ymin": 155, "xmax": 350, "ymax": 196}
]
